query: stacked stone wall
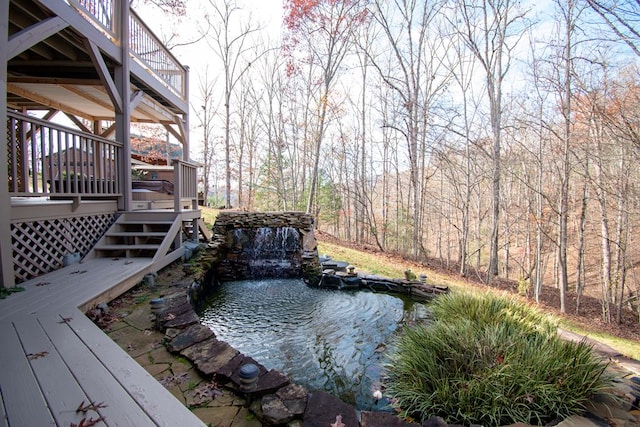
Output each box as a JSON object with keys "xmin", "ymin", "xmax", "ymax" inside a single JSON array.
[{"xmin": 190, "ymin": 212, "xmax": 321, "ymax": 306}]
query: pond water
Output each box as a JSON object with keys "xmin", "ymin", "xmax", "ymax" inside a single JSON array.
[{"xmin": 198, "ymin": 278, "xmax": 429, "ymax": 411}]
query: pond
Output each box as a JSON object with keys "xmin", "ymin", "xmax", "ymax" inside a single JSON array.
[{"xmin": 198, "ymin": 278, "xmax": 429, "ymax": 411}]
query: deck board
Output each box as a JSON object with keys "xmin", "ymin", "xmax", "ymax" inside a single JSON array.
[
  {"xmin": 38, "ymin": 312, "xmax": 156, "ymax": 426},
  {"xmin": 12, "ymin": 316, "xmax": 106, "ymax": 427},
  {"xmin": 0, "ymin": 321, "xmax": 56, "ymax": 426},
  {"xmin": 0, "ymin": 385, "xmax": 9, "ymax": 427},
  {"xmin": 0, "ymin": 254, "xmax": 206, "ymax": 426},
  {"xmin": 62, "ymin": 310, "xmax": 205, "ymax": 427},
  {"xmin": 0, "ymin": 258, "xmax": 153, "ymax": 321}
]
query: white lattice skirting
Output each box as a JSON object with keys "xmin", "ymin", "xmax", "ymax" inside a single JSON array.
[{"xmin": 11, "ymin": 213, "xmax": 116, "ymax": 283}]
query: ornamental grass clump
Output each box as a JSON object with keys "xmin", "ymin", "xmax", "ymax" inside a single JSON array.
[{"xmin": 384, "ymin": 291, "xmax": 615, "ymax": 426}]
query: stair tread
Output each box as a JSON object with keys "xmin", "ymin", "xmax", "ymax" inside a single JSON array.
[
  {"xmin": 107, "ymin": 232, "xmax": 167, "ymax": 236},
  {"xmin": 118, "ymin": 220, "xmax": 174, "ymax": 225},
  {"xmin": 95, "ymin": 244, "xmax": 161, "ymax": 250}
]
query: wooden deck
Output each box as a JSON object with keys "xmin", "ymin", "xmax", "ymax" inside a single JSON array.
[{"xmin": 0, "ymin": 258, "xmax": 206, "ymax": 427}]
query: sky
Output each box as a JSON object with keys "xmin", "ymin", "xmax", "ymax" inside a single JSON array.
[{"xmin": 132, "ymin": 0, "xmax": 284, "ymax": 153}]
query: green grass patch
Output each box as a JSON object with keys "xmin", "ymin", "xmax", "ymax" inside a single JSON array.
[
  {"xmin": 200, "ymin": 207, "xmax": 219, "ymax": 228},
  {"xmin": 317, "ymin": 241, "xmax": 457, "ymax": 285},
  {"xmin": 384, "ymin": 291, "xmax": 615, "ymax": 426},
  {"xmin": 134, "ymin": 295, "xmax": 150, "ymax": 304},
  {"xmin": 560, "ymin": 319, "xmax": 640, "ymax": 360}
]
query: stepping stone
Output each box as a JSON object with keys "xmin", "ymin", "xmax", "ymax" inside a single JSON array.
[
  {"xmin": 303, "ymin": 391, "xmax": 357, "ymax": 427},
  {"xmin": 276, "ymin": 384, "xmax": 308, "ymax": 416},
  {"xmin": 261, "ymin": 394, "xmax": 295, "ymax": 425},
  {"xmin": 163, "ymin": 309, "xmax": 199, "ymax": 329},
  {"xmin": 254, "ymin": 369, "xmax": 290, "ymax": 395},
  {"xmin": 180, "ymin": 338, "xmax": 239, "ymax": 376},
  {"xmin": 220, "ymin": 355, "xmax": 266, "ymax": 382},
  {"xmin": 164, "ymin": 301, "xmax": 195, "ymax": 318},
  {"xmin": 167, "ymin": 323, "xmax": 214, "ymax": 352},
  {"xmin": 361, "ymin": 411, "xmax": 420, "ymax": 427}
]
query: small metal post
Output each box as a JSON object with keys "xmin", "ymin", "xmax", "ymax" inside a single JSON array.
[
  {"xmin": 149, "ymin": 298, "xmax": 166, "ymax": 330},
  {"xmin": 238, "ymin": 363, "xmax": 260, "ymax": 405}
]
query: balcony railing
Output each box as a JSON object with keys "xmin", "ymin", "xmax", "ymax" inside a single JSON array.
[
  {"xmin": 69, "ymin": 0, "xmax": 187, "ymax": 99},
  {"xmin": 129, "ymin": 10, "xmax": 186, "ymax": 98},
  {"xmin": 173, "ymin": 160, "xmax": 199, "ymax": 211},
  {"xmin": 7, "ymin": 111, "xmax": 123, "ymax": 197}
]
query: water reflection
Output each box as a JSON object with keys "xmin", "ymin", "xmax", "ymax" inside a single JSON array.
[{"xmin": 198, "ymin": 278, "xmax": 428, "ymax": 410}]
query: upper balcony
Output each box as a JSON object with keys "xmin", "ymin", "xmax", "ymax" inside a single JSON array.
[
  {"xmin": 7, "ymin": 0, "xmax": 189, "ymax": 123},
  {"xmin": 73, "ymin": 0, "xmax": 187, "ymax": 102}
]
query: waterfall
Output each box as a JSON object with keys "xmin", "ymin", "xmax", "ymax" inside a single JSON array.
[{"xmin": 231, "ymin": 227, "xmax": 302, "ymax": 278}]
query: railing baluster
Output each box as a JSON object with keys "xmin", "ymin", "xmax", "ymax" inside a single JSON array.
[
  {"xmin": 172, "ymin": 160, "xmax": 199, "ymax": 212},
  {"xmin": 66, "ymin": 1, "xmax": 186, "ymax": 98},
  {"xmin": 7, "ymin": 111, "xmax": 123, "ymax": 198}
]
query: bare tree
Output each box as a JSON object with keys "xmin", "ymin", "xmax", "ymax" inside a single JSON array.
[
  {"xmin": 205, "ymin": 0, "xmax": 263, "ymax": 208},
  {"xmin": 194, "ymin": 68, "xmax": 218, "ymax": 206},
  {"xmin": 284, "ymin": 0, "xmax": 369, "ymax": 218},
  {"xmin": 585, "ymin": 0, "xmax": 640, "ymax": 57},
  {"xmin": 453, "ymin": 0, "xmax": 528, "ymax": 283},
  {"xmin": 365, "ymin": 0, "xmax": 451, "ymax": 259}
]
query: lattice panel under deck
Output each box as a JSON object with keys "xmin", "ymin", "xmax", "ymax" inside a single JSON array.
[{"xmin": 11, "ymin": 214, "xmax": 116, "ymax": 283}]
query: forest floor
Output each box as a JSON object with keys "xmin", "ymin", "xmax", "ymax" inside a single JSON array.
[{"xmin": 315, "ymin": 230, "xmax": 640, "ymax": 346}]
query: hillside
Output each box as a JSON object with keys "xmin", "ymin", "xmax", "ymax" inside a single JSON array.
[{"xmin": 315, "ymin": 230, "xmax": 640, "ymax": 358}]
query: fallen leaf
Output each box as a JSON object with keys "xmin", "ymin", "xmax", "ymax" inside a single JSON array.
[{"xmin": 27, "ymin": 351, "xmax": 48, "ymax": 360}]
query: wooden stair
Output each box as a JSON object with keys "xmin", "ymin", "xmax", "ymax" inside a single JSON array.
[{"xmin": 86, "ymin": 211, "xmax": 184, "ymax": 263}]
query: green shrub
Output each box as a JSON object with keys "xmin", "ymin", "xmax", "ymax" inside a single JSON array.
[{"xmin": 384, "ymin": 291, "xmax": 614, "ymax": 426}]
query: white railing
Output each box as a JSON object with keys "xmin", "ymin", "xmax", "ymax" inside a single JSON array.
[
  {"xmin": 129, "ymin": 10, "xmax": 187, "ymax": 98},
  {"xmin": 173, "ymin": 160, "xmax": 199, "ymax": 211},
  {"xmin": 70, "ymin": 0, "xmax": 117, "ymax": 39},
  {"xmin": 7, "ymin": 111, "xmax": 122, "ymax": 197},
  {"xmin": 68, "ymin": 0, "xmax": 187, "ymax": 99}
]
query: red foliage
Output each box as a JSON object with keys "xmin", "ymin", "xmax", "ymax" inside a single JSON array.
[
  {"xmin": 284, "ymin": 0, "xmax": 369, "ymax": 31},
  {"xmin": 285, "ymin": 0, "xmax": 319, "ymax": 29}
]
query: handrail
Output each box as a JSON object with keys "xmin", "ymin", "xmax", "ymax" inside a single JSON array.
[
  {"xmin": 172, "ymin": 160, "xmax": 199, "ymax": 211},
  {"xmin": 129, "ymin": 10, "xmax": 187, "ymax": 99},
  {"xmin": 68, "ymin": 0, "xmax": 117, "ymax": 40},
  {"xmin": 7, "ymin": 111, "xmax": 123, "ymax": 197},
  {"xmin": 67, "ymin": 0, "xmax": 187, "ymax": 99}
]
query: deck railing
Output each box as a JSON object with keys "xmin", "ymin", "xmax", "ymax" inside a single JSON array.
[
  {"xmin": 71, "ymin": 0, "xmax": 117, "ymax": 39},
  {"xmin": 173, "ymin": 160, "xmax": 199, "ymax": 211},
  {"xmin": 7, "ymin": 111, "xmax": 123, "ymax": 197},
  {"xmin": 129, "ymin": 10, "xmax": 186, "ymax": 98},
  {"xmin": 68, "ymin": 0, "xmax": 187, "ymax": 99}
]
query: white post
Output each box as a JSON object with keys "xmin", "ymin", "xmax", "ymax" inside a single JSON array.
[{"xmin": 1, "ymin": 0, "xmax": 16, "ymax": 287}]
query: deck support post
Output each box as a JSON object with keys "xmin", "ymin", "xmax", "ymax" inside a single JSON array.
[
  {"xmin": 1, "ymin": 0, "xmax": 16, "ymax": 287},
  {"xmin": 115, "ymin": 0, "xmax": 132, "ymax": 212}
]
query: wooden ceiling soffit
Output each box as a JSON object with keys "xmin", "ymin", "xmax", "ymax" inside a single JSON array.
[
  {"xmin": 60, "ymin": 84, "xmax": 113, "ymax": 111},
  {"xmin": 130, "ymin": 92, "xmax": 163, "ymax": 122},
  {"xmin": 84, "ymin": 39, "xmax": 123, "ymax": 114},
  {"xmin": 8, "ymin": 16, "xmax": 69, "ymax": 60},
  {"xmin": 8, "ymin": 76, "xmax": 101, "ymax": 85},
  {"xmin": 7, "ymin": 83, "xmax": 95, "ymax": 120},
  {"xmin": 135, "ymin": 94, "xmax": 177, "ymax": 122}
]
